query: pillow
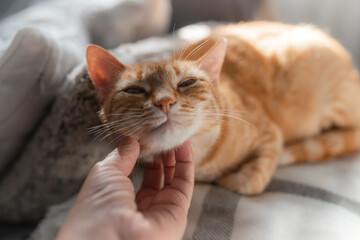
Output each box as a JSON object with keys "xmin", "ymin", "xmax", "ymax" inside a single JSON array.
[
  {"xmin": 0, "ymin": 0, "xmax": 171, "ymax": 180},
  {"xmin": 0, "ymin": 64, "xmax": 111, "ymax": 221},
  {"xmin": 0, "ymin": 1, "xmax": 90, "ymax": 175},
  {"xmin": 171, "ymin": 0, "xmax": 261, "ymax": 28},
  {"xmin": 0, "ymin": 27, "xmax": 83, "ymax": 175},
  {"xmin": 84, "ymin": 0, "xmax": 172, "ymax": 48}
]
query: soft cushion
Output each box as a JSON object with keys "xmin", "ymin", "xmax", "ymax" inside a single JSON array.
[
  {"xmin": 0, "ymin": 65, "xmax": 111, "ymax": 221},
  {"xmin": 0, "ymin": 1, "xmax": 90, "ymax": 174},
  {"xmin": 0, "ymin": 27, "xmax": 82, "ymax": 174},
  {"xmin": 84, "ymin": 0, "xmax": 171, "ymax": 48},
  {"xmin": 0, "ymin": 0, "xmax": 171, "ymax": 179}
]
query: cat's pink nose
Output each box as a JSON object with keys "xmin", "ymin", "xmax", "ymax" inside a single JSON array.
[{"xmin": 155, "ymin": 97, "xmax": 176, "ymax": 113}]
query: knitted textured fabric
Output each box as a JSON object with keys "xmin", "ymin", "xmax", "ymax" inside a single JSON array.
[{"xmin": 0, "ymin": 35, "xmax": 182, "ymax": 221}]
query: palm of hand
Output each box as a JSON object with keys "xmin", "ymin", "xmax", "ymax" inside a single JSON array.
[
  {"xmin": 57, "ymin": 139, "xmax": 194, "ymax": 240},
  {"xmin": 120, "ymin": 149, "xmax": 193, "ymax": 240}
]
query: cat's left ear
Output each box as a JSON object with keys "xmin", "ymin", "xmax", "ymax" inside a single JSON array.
[
  {"xmin": 197, "ymin": 38, "xmax": 227, "ymax": 84},
  {"xmin": 86, "ymin": 44, "xmax": 126, "ymax": 99}
]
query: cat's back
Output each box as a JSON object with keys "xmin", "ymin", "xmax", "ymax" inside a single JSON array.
[
  {"xmin": 215, "ymin": 21, "xmax": 348, "ymax": 57},
  {"xmin": 216, "ymin": 21, "xmax": 360, "ymax": 140}
]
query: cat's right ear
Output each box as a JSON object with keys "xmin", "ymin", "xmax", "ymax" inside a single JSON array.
[
  {"xmin": 86, "ymin": 44, "xmax": 126, "ymax": 99},
  {"xmin": 197, "ymin": 38, "xmax": 227, "ymax": 85}
]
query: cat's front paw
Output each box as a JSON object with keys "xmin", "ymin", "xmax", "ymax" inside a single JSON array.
[{"xmin": 216, "ymin": 171, "xmax": 267, "ymax": 195}]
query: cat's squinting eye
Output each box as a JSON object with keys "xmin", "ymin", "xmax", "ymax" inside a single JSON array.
[
  {"xmin": 178, "ymin": 78, "xmax": 196, "ymax": 88},
  {"xmin": 124, "ymin": 87, "xmax": 146, "ymax": 94}
]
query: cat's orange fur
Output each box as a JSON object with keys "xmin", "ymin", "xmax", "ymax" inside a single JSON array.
[{"xmin": 87, "ymin": 21, "xmax": 360, "ymax": 195}]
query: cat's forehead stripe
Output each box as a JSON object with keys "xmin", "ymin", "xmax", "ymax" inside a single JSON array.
[
  {"xmin": 172, "ymin": 64, "xmax": 181, "ymax": 76},
  {"xmin": 166, "ymin": 62, "xmax": 178, "ymax": 85},
  {"xmin": 136, "ymin": 67, "xmax": 143, "ymax": 81},
  {"xmin": 144, "ymin": 64, "xmax": 170, "ymax": 89},
  {"xmin": 125, "ymin": 71, "xmax": 136, "ymax": 80}
]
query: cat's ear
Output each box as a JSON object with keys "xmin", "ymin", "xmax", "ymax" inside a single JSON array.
[
  {"xmin": 197, "ymin": 38, "xmax": 227, "ymax": 84},
  {"xmin": 86, "ymin": 44, "xmax": 126, "ymax": 99}
]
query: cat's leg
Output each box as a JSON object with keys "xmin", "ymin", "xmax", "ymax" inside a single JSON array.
[
  {"xmin": 281, "ymin": 82, "xmax": 360, "ymax": 165},
  {"xmin": 280, "ymin": 128, "xmax": 360, "ymax": 165},
  {"xmin": 216, "ymin": 124, "xmax": 283, "ymax": 195}
]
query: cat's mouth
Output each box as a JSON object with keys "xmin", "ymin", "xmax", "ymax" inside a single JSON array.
[{"xmin": 151, "ymin": 116, "xmax": 182, "ymax": 133}]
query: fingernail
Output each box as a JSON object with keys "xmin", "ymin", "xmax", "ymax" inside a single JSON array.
[{"xmin": 106, "ymin": 148, "xmax": 120, "ymax": 160}]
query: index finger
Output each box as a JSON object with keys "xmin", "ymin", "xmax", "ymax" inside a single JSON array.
[{"xmin": 171, "ymin": 141, "xmax": 194, "ymax": 203}]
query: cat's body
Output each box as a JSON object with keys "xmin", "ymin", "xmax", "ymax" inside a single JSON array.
[{"xmin": 87, "ymin": 21, "xmax": 360, "ymax": 194}]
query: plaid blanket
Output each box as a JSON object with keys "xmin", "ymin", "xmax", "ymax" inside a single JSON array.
[{"xmin": 184, "ymin": 154, "xmax": 360, "ymax": 240}]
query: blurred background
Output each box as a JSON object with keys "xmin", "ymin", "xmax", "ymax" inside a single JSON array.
[{"xmin": 1, "ymin": 0, "xmax": 359, "ymax": 67}]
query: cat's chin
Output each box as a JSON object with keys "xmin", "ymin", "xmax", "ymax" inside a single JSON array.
[{"xmin": 137, "ymin": 120, "xmax": 197, "ymax": 162}]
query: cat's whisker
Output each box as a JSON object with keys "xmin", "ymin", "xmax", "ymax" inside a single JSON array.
[
  {"xmin": 176, "ymin": 41, "xmax": 191, "ymax": 63},
  {"xmin": 107, "ymin": 113, "xmax": 147, "ymax": 121},
  {"xmin": 113, "ymin": 125, "xmax": 142, "ymax": 141},
  {"xmin": 106, "ymin": 112, "xmax": 143, "ymax": 117},
  {"xmin": 221, "ymin": 109, "xmax": 251, "ymax": 114},
  {"xmin": 184, "ymin": 39, "xmax": 210, "ymax": 61},
  {"xmin": 116, "ymin": 117, "xmax": 149, "ymax": 130},
  {"xmin": 88, "ymin": 122, "xmax": 120, "ymax": 134},
  {"xmin": 92, "ymin": 126, "xmax": 116, "ymax": 142},
  {"xmin": 108, "ymin": 134, "xmax": 123, "ymax": 145},
  {"xmin": 88, "ymin": 113, "xmax": 147, "ymax": 137},
  {"xmin": 128, "ymin": 125, "xmax": 146, "ymax": 137},
  {"xmin": 198, "ymin": 108, "xmax": 250, "ymax": 113},
  {"xmin": 177, "ymin": 113, "xmax": 236, "ymax": 128},
  {"xmin": 100, "ymin": 129, "xmax": 118, "ymax": 142},
  {"xmin": 196, "ymin": 112, "xmax": 254, "ymax": 127},
  {"xmin": 202, "ymin": 118, "xmax": 235, "ymax": 127},
  {"xmin": 89, "ymin": 118, "xmax": 135, "ymax": 131},
  {"xmin": 113, "ymin": 107, "xmax": 145, "ymax": 111},
  {"xmin": 108, "ymin": 108, "xmax": 146, "ymax": 114},
  {"xmin": 102, "ymin": 118, "xmax": 146, "ymax": 143},
  {"xmin": 177, "ymin": 42, "xmax": 188, "ymax": 60},
  {"xmin": 89, "ymin": 124, "xmax": 120, "ymax": 137},
  {"xmin": 109, "ymin": 109, "xmax": 148, "ymax": 117},
  {"xmin": 197, "ymin": 110, "xmax": 249, "ymax": 119}
]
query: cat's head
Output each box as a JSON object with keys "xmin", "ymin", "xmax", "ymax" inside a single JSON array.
[{"xmin": 86, "ymin": 38, "xmax": 227, "ymax": 153}]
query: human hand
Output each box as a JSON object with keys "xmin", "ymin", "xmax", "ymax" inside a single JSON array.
[{"xmin": 56, "ymin": 138, "xmax": 194, "ymax": 240}]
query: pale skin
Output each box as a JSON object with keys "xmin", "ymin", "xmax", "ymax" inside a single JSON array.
[{"xmin": 56, "ymin": 138, "xmax": 194, "ymax": 240}]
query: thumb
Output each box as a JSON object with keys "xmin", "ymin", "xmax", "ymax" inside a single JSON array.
[{"xmin": 103, "ymin": 137, "xmax": 140, "ymax": 176}]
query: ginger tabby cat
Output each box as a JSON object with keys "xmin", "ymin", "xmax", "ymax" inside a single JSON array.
[{"xmin": 86, "ymin": 21, "xmax": 360, "ymax": 194}]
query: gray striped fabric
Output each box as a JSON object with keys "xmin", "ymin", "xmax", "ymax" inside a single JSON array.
[
  {"xmin": 30, "ymin": 151, "xmax": 360, "ymax": 240},
  {"xmin": 184, "ymin": 153, "xmax": 360, "ymax": 240}
]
